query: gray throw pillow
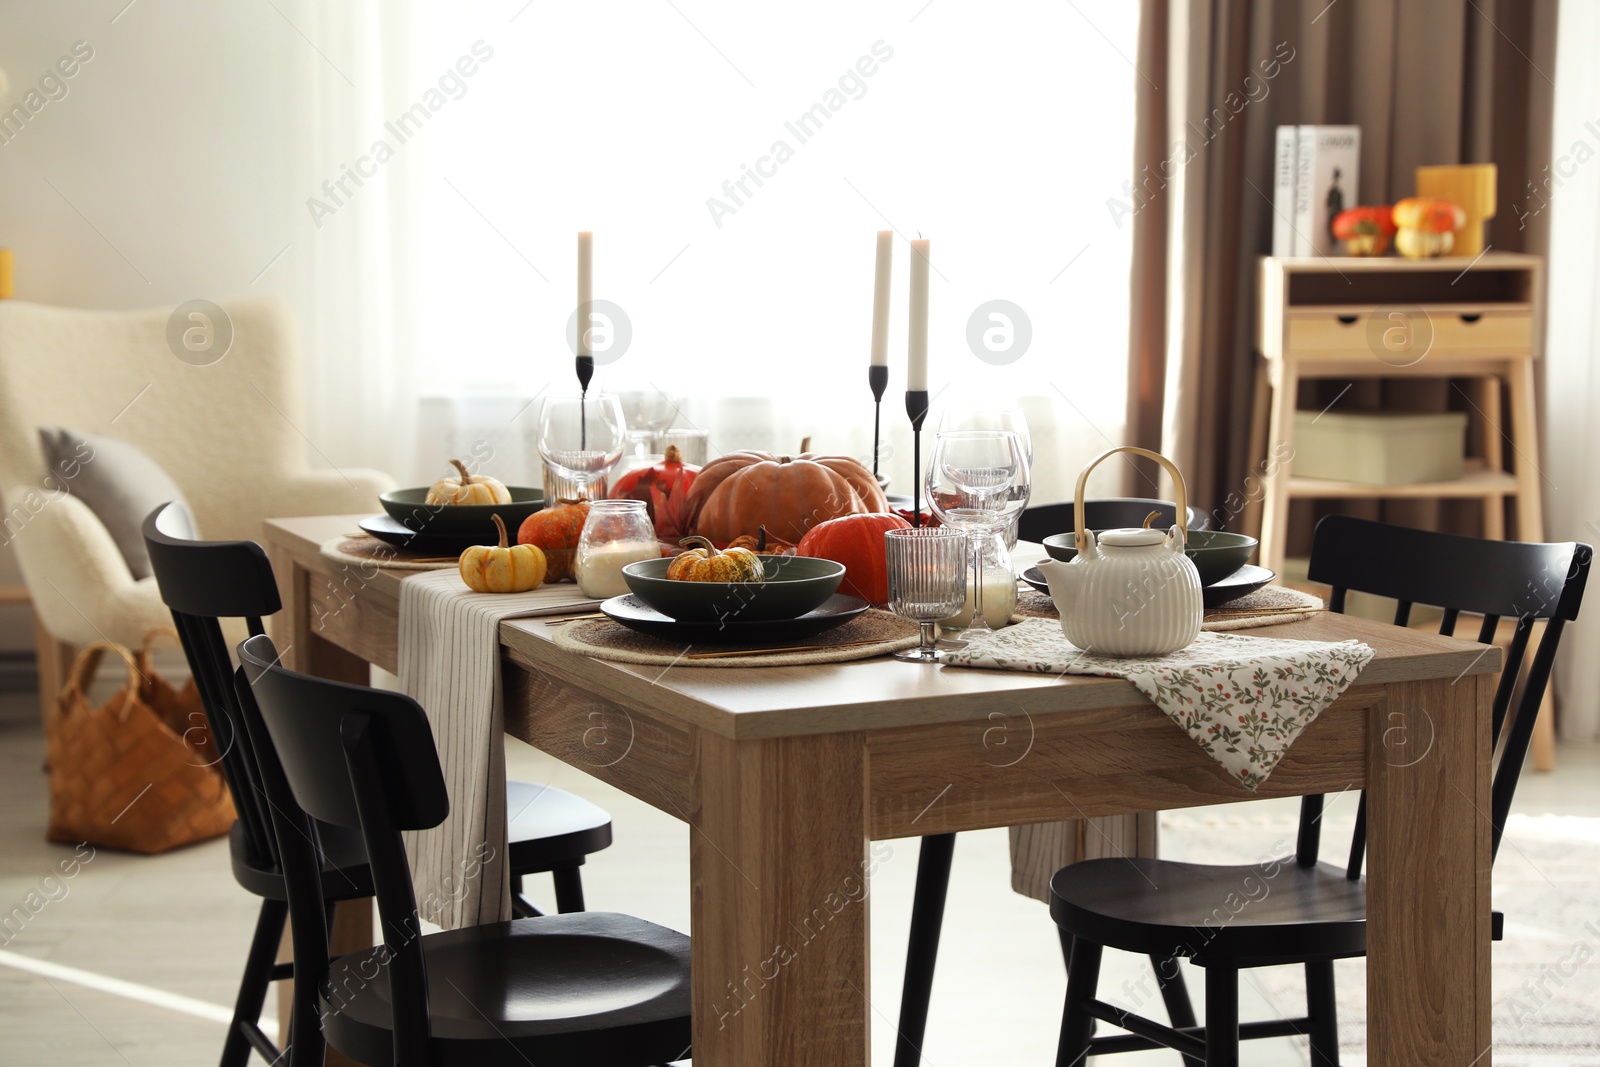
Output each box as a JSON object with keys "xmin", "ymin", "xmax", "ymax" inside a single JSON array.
[{"xmin": 37, "ymin": 427, "xmax": 194, "ymax": 581}]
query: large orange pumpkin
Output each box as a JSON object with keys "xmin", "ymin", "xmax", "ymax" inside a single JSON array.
[
  {"xmin": 688, "ymin": 448, "xmax": 888, "ymax": 544},
  {"xmin": 797, "ymin": 512, "xmax": 911, "ymax": 607}
]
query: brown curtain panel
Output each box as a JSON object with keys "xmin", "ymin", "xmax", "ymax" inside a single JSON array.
[{"xmin": 1124, "ymin": 0, "xmax": 1557, "ymax": 534}]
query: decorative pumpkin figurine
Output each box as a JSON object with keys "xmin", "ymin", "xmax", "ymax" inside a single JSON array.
[
  {"xmin": 1392, "ymin": 197, "xmax": 1466, "ymax": 259},
  {"xmin": 516, "ymin": 500, "xmax": 590, "ymax": 582},
  {"xmin": 686, "ymin": 440, "xmax": 888, "ymax": 544},
  {"xmin": 1331, "ymin": 206, "xmax": 1397, "ymax": 256},
  {"xmin": 427, "ymin": 459, "xmax": 512, "ymax": 506},
  {"xmin": 665, "ymin": 536, "xmax": 766, "ymax": 583},
  {"xmin": 797, "ymin": 512, "xmax": 911, "ymax": 607},
  {"xmin": 607, "ymin": 444, "xmax": 700, "ymax": 541},
  {"xmin": 460, "ymin": 514, "xmax": 547, "ymax": 593}
]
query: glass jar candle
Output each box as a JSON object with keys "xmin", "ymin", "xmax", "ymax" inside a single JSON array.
[
  {"xmin": 575, "ymin": 499, "xmax": 659, "ymax": 599},
  {"xmin": 940, "ymin": 527, "xmax": 1017, "ymax": 630}
]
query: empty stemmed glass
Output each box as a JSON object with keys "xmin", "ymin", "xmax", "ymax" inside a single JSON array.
[
  {"xmin": 536, "ymin": 394, "xmax": 627, "ymax": 500},
  {"xmin": 925, "ymin": 430, "xmax": 1030, "ymax": 642},
  {"xmin": 938, "ymin": 408, "xmax": 1032, "ymax": 546},
  {"xmin": 886, "ymin": 528, "xmax": 969, "ymax": 663}
]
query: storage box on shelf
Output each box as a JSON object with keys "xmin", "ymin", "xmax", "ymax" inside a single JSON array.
[
  {"xmin": 1251, "ymin": 252, "xmax": 1554, "ymax": 769},
  {"xmin": 1292, "ymin": 409, "xmax": 1469, "ymax": 485}
]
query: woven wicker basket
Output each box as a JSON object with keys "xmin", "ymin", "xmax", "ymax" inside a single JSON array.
[{"xmin": 46, "ymin": 633, "xmax": 235, "ymax": 854}]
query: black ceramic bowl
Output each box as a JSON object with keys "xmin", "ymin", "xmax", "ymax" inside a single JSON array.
[
  {"xmin": 1041, "ymin": 528, "xmax": 1259, "ymax": 586},
  {"xmin": 621, "ymin": 555, "xmax": 846, "ymax": 623},
  {"xmin": 1017, "ymin": 498, "xmax": 1203, "ymax": 544},
  {"xmin": 379, "ymin": 487, "xmax": 545, "ymax": 542}
]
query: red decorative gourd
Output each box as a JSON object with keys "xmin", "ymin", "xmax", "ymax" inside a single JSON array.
[
  {"xmin": 687, "ymin": 442, "xmax": 888, "ymax": 544},
  {"xmin": 516, "ymin": 500, "xmax": 590, "ymax": 582},
  {"xmin": 607, "ymin": 445, "xmax": 700, "ymax": 541},
  {"xmin": 797, "ymin": 512, "xmax": 911, "ymax": 607}
]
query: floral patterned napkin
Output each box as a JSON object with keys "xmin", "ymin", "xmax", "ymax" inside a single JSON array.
[{"xmin": 942, "ymin": 619, "xmax": 1374, "ymax": 789}]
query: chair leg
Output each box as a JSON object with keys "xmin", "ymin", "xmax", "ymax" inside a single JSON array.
[
  {"xmin": 1150, "ymin": 955, "xmax": 1203, "ymax": 1067},
  {"xmin": 509, "ymin": 873, "xmax": 542, "ymax": 918},
  {"xmin": 1203, "ymin": 964, "xmax": 1240, "ymax": 1067},
  {"xmin": 33, "ymin": 613, "xmax": 73, "ymax": 738},
  {"xmin": 1056, "ymin": 937, "xmax": 1102, "ymax": 1067},
  {"xmin": 551, "ymin": 865, "xmax": 586, "ymax": 913},
  {"xmin": 1306, "ymin": 960, "xmax": 1340, "ymax": 1066},
  {"xmin": 219, "ymin": 898, "xmax": 287, "ymax": 1067},
  {"xmin": 893, "ymin": 833, "xmax": 956, "ymax": 1067}
]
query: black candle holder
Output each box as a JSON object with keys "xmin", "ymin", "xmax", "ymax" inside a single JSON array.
[
  {"xmin": 575, "ymin": 354, "xmax": 594, "ymax": 447},
  {"xmin": 906, "ymin": 389, "xmax": 929, "ymax": 527},
  {"xmin": 869, "ymin": 365, "xmax": 888, "ymax": 478}
]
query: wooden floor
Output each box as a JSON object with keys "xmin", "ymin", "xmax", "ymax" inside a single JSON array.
[{"xmin": 1, "ymin": 661, "xmax": 1596, "ymax": 1065}]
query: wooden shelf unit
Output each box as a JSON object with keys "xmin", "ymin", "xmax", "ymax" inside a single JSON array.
[{"xmin": 1253, "ymin": 251, "xmax": 1553, "ymax": 769}]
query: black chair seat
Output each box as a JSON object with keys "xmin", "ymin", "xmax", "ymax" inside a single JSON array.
[
  {"xmin": 1051, "ymin": 858, "xmax": 1369, "ymax": 966},
  {"xmin": 229, "ymin": 784, "xmax": 611, "ymax": 904},
  {"xmin": 229, "ymin": 820, "xmax": 373, "ymax": 902},
  {"xmin": 320, "ymin": 912, "xmax": 692, "ymax": 1067},
  {"xmin": 505, "ymin": 781, "xmax": 614, "ymax": 873}
]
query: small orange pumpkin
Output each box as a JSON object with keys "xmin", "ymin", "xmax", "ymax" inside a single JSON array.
[
  {"xmin": 460, "ymin": 514, "xmax": 547, "ymax": 593},
  {"xmin": 665, "ymin": 536, "xmax": 766, "ymax": 583},
  {"xmin": 517, "ymin": 500, "xmax": 590, "ymax": 582}
]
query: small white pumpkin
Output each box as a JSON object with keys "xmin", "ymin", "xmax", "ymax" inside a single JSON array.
[{"xmin": 427, "ymin": 459, "xmax": 512, "ymax": 506}]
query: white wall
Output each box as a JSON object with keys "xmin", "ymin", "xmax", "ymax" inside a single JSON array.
[{"xmin": 0, "ymin": 0, "xmax": 322, "ymax": 650}]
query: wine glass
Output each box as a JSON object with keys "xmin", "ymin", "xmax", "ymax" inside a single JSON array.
[
  {"xmin": 614, "ymin": 387, "xmax": 683, "ymax": 457},
  {"xmin": 536, "ymin": 394, "xmax": 627, "ymax": 499},
  {"xmin": 925, "ymin": 430, "xmax": 1030, "ymax": 641},
  {"xmin": 938, "ymin": 408, "xmax": 1032, "ymax": 545},
  {"xmin": 886, "ymin": 528, "xmax": 968, "ymax": 663}
]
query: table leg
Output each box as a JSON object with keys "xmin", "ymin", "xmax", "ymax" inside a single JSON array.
[
  {"xmin": 264, "ymin": 548, "xmax": 374, "ymax": 1066},
  {"xmin": 691, "ymin": 728, "xmax": 872, "ymax": 1066},
  {"xmin": 1366, "ymin": 675, "xmax": 1493, "ymax": 1064}
]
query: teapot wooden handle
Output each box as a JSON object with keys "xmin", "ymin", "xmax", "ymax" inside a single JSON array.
[{"xmin": 1074, "ymin": 446, "xmax": 1189, "ymax": 553}]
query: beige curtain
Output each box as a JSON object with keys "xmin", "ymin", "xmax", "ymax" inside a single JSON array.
[{"xmin": 1125, "ymin": 0, "xmax": 1557, "ymax": 536}]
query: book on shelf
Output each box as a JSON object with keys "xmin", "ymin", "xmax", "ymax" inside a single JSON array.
[{"xmin": 1273, "ymin": 125, "xmax": 1361, "ymax": 257}]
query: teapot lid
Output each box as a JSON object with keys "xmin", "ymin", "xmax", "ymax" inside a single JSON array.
[{"xmin": 1097, "ymin": 528, "xmax": 1167, "ymax": 548}]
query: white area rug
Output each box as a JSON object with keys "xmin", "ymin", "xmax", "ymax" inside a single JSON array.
[{"xmin": 1159, "ymin": 807, "xmax": 1600, "ymax": 1064}]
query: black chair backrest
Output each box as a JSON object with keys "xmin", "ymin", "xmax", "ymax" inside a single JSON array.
[
  {"xmin": 1017, "ymin": 498, "xmax": 1202, "ymax": 544},
  {"xmin": 141, "ymin": 502, "xmax": 283, "ymax": 869},
  {"xmin": 237, "ymin": 633, "xmax": 449, "ymax": 1058},
  {"xmin": 1302, "ymin": 515, "xmax": 1590, "ymax": 874}
]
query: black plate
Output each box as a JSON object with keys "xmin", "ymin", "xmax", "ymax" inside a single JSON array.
[
  {"xmin": 600, "ymin": 593, "xmax": 869, "ymax": 645},
  {"xmin": 1019, "ymin": 563, "xmax": 1277, "ymax": 609},
  {"xmin": 1202, "ymin": 564, "xmax": 1276, "ymax": 608},
  {"xmin": 358, "ymin": 514, "xmax": 488, "ymax": 556}
]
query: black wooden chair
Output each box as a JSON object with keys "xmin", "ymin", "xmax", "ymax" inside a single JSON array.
[
  {"xmin": 236, "ymin": 633, "xmax": 692, "ymax": 1067},
  {"xmin": 141, "ymin": 503, "xmax": 615, "ymax": 1067},
  {"xmin": 894, "ymin": 498, "xmax": 1203, "ymax": 1067},
  {"xmin": 1048, "ymin": 515, "xmax": 1591, "ymax": 1066}
]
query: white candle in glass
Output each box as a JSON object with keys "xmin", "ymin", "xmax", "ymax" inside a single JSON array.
[
  {"xmin": 871, "ymin": 230, "xmax": 892, "ymax": 367},
  {"xmin": 576, "ymin": 540, "xmax": 659, "ymax": 599},
  {"xmin": 907, "ymin": 238, "xmax": 930, "ymax": 390},
  {"xmin": 940, "ymin": 566, "xmax": 1018, "ymax": 630},
  {"xmin": 577, "ymin": 231, "xmax": 593, "ymax": 357}
]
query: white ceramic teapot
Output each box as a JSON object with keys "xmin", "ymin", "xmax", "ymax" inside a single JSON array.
[{"xmin": 1036, "ymin": 446, "xmax": 1203, "ymax": 656}]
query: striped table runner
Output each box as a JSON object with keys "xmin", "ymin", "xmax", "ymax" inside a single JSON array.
[{"xmin": 397, "ymin": 571, "xmax": 599, "ymax": 929}]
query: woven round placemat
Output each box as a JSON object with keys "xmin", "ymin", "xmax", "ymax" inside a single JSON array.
[
  {"xmin": 1012, "ymin": 583, "xmax": 1323, "ymax": 630},
  {"xmin": 551, "ymin": 609, "xmax": 922, "ymax": 667},
  {"xmin": 320, "ymin": 535, "xmax": 457, "ymax": 572}
]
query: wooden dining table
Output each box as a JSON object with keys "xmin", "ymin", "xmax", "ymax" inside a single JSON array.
[{"xmin": 264, "ymin": 514, "xmax": 1502, "ymax": 1066}]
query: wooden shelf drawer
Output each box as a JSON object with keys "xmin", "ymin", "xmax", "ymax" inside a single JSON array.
[{"xmin": 1284, "ymin": 307, "xmax": 1532, "ymax": 356}]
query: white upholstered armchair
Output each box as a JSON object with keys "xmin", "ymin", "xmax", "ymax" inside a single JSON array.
[{"xmin": 0, "ymin": 297, "xmax": 394, "ymax": 714}]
